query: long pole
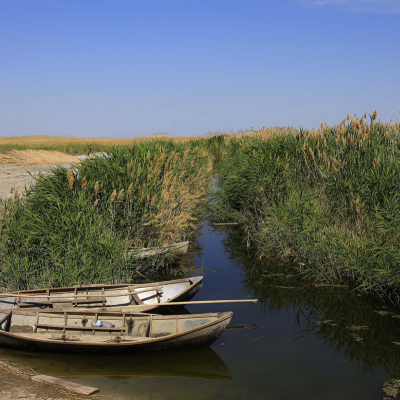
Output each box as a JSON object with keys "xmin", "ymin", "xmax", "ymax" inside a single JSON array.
[{"xmin": 0, "ymin": 287, "xmax": 158, "ymax": 300}]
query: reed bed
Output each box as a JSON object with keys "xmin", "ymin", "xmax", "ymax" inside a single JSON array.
[
  {"xmin": 4, "ymin": 114, "xmax": 400, "ymax": 302},
  {"xmin": 0, "ymin": 140, "xmax": 213, "ymax": 289},
  {"xmin": 209, "ymin": 113, "xmax": 400, "ymax": 304},
  {"xmin": 0, "ymin": 134, "xmax": 201, "ymax": 154}
]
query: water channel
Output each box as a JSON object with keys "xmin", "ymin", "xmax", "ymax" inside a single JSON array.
[{"xmin": 1, "ymin": 223, "xmax": 400, "ymax": 399}]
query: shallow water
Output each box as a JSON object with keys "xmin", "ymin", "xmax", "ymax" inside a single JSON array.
[{"xmin": 1, "ymin": 224, "xmax": 400, "ymax": 399}]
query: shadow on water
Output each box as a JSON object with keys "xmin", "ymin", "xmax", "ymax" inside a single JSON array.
[
  {"xmin": 0, "ymin": 346, "xmax": 231, "ymax": 381},
  {"xmin": 223, "ymin": 227, "xmax": 400, "ymax": 378},
  {"xmin": 2, "ymin": 223, "xmax": 400, "ymax": 399}
]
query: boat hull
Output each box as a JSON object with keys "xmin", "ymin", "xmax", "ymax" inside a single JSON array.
[{"xmin": 0, "ymin": 311, "xmax": 232, "ymax": 354}]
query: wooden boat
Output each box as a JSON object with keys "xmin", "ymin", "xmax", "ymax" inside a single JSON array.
[
  {"xmin": 0, "ymin": 309, "xmax": 232, "ymax": 353},
  {"xmin": 0, "ymin": 276, "xmax": 203, "ymax": 313},
  {"xmin": 128, "ymin": 241, "xmax": 189, "ymax": 259}
]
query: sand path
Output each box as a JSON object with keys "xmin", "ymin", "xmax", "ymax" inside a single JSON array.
[
  {"xmin": 0, "ymin": 150, "xmax": 90, "ymax": 200},
  {"xmin": 0, "ymin": 163, "xmax": 78, "ymax": 200}
]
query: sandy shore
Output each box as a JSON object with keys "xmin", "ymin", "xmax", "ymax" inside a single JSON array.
[
  {"xmin": 0, "ymin": 363, "xmax": 97, "ymax": 400},
  {"xmin": 0, "ymin": 163, "xmax": 77, "ymax": 200}
]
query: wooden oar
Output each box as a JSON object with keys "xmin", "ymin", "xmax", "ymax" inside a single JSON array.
[
  {"xmin": 94, "ymin": 299, "xmax": 258, "ymax": 310},
  {"xmin": 151, "ymin": 299, "xmax": 258, "ymax": 306},
  {"xmin": 0, "ymin": 287, "xmax": 160, "ymax": 300},
  {"xmin": 15, "ymin": 299, "xmax": 259, "ymax": 314}
]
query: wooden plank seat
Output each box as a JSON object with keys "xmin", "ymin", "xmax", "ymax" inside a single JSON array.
[
  {"xmin": 34, "ymin": 323, "xmax": 126, "ymax": 332},
  {"xmin": 17, "ymin": 301, "xmax": 53, "ymax": 307},
  {"xmin": 0, "ymin": 312, "xmax": 11, "ymax": 327},
  {"xmin": 17, "ymin": 297, "xmax": 107, "ymax": 308}
]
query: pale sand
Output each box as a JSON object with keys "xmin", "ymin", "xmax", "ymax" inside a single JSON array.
[
  {"xmin": 0, "ymin": 150, "xmax": 81, "ymax": 165},
  {"xmin": 0, "ymin": 163, "xmax": 78, "ymax": 200},
  {"xmin": 0, "ymin": 150, "xmax": 85, "ymax": 200}
]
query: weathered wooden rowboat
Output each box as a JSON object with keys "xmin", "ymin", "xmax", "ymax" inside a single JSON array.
[
  {"xmin": 0, "ymin": 309, "xmax": 232, "ymax": 353},
  {"xmin": 0, "ymin": 276, "xmax": 203, "ymax": 313},
  {"xmin": 128, "ymin": 241, "xmax": 190, "ymax": 259}
]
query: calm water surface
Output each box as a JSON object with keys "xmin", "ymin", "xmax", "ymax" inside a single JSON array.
[{"xmin": 1, "ymin": 224, "xmax": 400, "ymax": 399}]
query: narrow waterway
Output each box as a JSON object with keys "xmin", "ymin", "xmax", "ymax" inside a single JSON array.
[{"xmin": 1, "ymin": 224, "xmax": 400, "ymax": 399}]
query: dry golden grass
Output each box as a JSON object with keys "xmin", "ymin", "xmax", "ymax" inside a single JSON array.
[
  {"xmin": 0, "ymin": 135, "xmax": 135, "ymax": 146},
  {"xmin": 0, "ymin": 150, "xmax": 81, "ymax": 165},
  {"xmin": 0, "ymin": 127, "xmax": 309, "ymax": 156},
  {"xmin": 0, "ymin": 135, "xmax": 203, "ymax": 154},
  {"xmin": 0, "ymin": 128, "xmax": 302, "ymax": 151}
]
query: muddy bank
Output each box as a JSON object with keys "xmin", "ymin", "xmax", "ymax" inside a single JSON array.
[{"xmin": 0, "ymin": 362, "xmax": 97, "ymax": 400}]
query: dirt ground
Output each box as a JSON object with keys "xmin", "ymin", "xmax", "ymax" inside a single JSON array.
[
  {"xmin": 0, "ymin": 371, "xmax": 83, "ymax": 400},
  {"xmin": 0, "ymin": 150, "xmax": 81, "ymax": 166},
  {"xmin": 0, "ymin": 163, "xmax": 75, "ymax": 200},
  {"xmin": 0, "ymin": 365, "xmax": 100, "ymax": 400},
  {"xmin": 0, "ymin": 151, "xmax": 86, "ymax": 200}
]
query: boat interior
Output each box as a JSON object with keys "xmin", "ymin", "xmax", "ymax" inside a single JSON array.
[
  {"xmin": 0, "ymin": 310, "xmax": 222, "ymax": 342},
  {"xmin": 0, "ymin": 276, "xmax": 203, "ymax": 310}
]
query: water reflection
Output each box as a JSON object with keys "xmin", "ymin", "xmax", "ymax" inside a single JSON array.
[
  {"xmin": 2, "ymin": 223, "xmax": 399, "ymax": 399},
  {"xmin": 0, "ymin": 346, "xmax": 231, "ymax": 381},
  {"xmin": 219, "ymin": 227, "xmax": 400, "ymax": 379}
]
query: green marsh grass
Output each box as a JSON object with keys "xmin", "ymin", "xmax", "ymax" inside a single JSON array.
[
  {"xmin": 209, "ymin": 113, "xmax": 400, "ymax": 304},
  {"xmin": 4, "ymin": 115, "xmax": 400, "ymax": 304},
  {"xmin": 0, "ymin": 140, "xmax": 213, "ymax": 289}
]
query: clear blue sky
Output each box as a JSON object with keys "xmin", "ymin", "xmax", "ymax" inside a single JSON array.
[{"xmin": 1, "ymin": 0, "xmax": 399, "ymax": 137}]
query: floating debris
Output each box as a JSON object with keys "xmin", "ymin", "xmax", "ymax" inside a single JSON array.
[
  {"xmin": 212, "ymin": 223, "xmax": 239, "ymax": 226},
  {"xmin": 312, "ymin": 283, "xmax": 349, "ymax": 289},
  {"xmin": 227, "ymin": 324, "xmax": 259, "ymax": 331},
  {"xmin": 313, "ymin": 320, "xmax": 336, "ymax": 327},
  {"xmin": 248, "ymin": 336, "xmax": 263, "ymax": 344},
  {"xmin": 349, "ymin": 333, "xmax": 364, "ymax": 343},
  {"xmin": 262, "ymin": 273, "xmax": 294, "ymax": 279},
  {"xmin": 275, "ymin": 286, "xmax": 296, "ymax": 289},
  {"xmin": 375, "ymin": 310, "xmax": 394, "ymax": 316},
  {"xmin": 383, "ymin": 379, "xmax": 400, "ymax": 398},
  {"xmin": 346, "ymin": 325, "xmax": 369, "ymax": 331},
  {"xmin": 313, "ymin": 321, "xmax": 368, "ymax": 332}
]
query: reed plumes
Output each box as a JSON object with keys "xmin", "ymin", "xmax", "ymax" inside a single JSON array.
[
  {"xmin": 110, "ymin": 189, "xmax": 117, "ymax": 205},
  {"xmin": 67, "ymin": 169, "xmax": 74, "ymax": 190},
  {"xmin": 209, "ymin": 114, "xmax": 400, "ymax": 304},
  {"xmin": 4, "ymin": 114, "xmax": 400, "ymax": 302},
  {"xmin": 0, "ymin": 140, "xmax": 213, "ymax": 289}
]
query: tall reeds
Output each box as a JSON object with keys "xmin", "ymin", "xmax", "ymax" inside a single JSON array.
[
  {"xmin": 209, "ymin": 113, "xmax": 400, "ymax": 304},
  {"xmin": 0, "ymin": 140, "xmax": 212, "ymax": 289}
]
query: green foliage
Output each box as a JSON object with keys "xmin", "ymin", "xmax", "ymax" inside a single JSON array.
[
  {"xmin": 0, "ymin": 140, "xmax": 212, "ymax": 289},
  {"xmin": 210, "ymin": 119, "xmax": 400, "ymax": 303}
]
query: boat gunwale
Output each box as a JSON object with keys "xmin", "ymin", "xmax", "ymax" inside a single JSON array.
[
  {"xmin": 0, "ymin": 309, "xmax": 221, "ymax": 318},
  {"xmin": 134, "ymin": 275, "xmax": 203, "ymax": 306},
  {"xmin": 5, "ymin": 276, "xmax": 201, "ymax": 295}
]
